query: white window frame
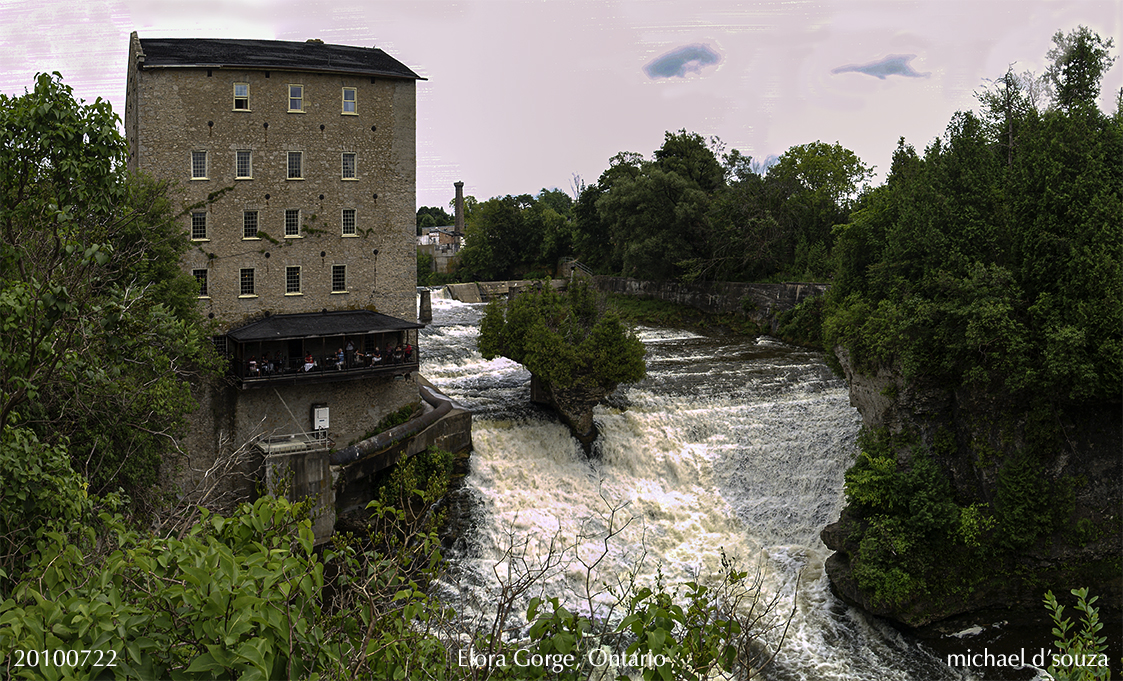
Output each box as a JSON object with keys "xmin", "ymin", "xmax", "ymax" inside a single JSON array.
[
  {"xmin": 285, "ymin": 266, "xmax": 302, "ymax": 295},
  {"xmin": 342, "ymin": 87, "xmax": 356, "ymax": 114},
  {"xmin": 288, "ymin": 84, "xmax": 304, "ymax": 112},
  {"xmin": 287, "ymin": 151, "xmax": 303, "ymax": 180},
  {"xmin": 191, "ymin": 151, "xmax": 208, "ymax": 180},
  {"xmin": 341, "ymin": 152, "xmax": 356, "ymax": 180},
  {"xmin": 331, "ymin": 264, "xmax": 347, "ymax": 293},
  {"xmin": 190, "ymin": 212, "xmax": 208, "ymax": 240},
  {"xmin": 233, "ymin": 83, "xmax": 249, "ymax": 110},
  {"xmin": 192, "ymin": 269, "xmax": 209, "ymax": 297},
  {"xmin": 242, "ymin": 210, "xmax": 259, "ymax": 240},
  {"xmin": 235, "ymin": 150, "xmax": 252, "ymax": 179},
  {"xmin": 239, "ymin": 268, "xmax": 256, "ymax": 297},
  {"xmin": 284, "ymin": 209, "xmax": 301, "ymax": 237},
  {"xmin": 341, "ymin": 208, "xmax": 356, "ymax": 236}
]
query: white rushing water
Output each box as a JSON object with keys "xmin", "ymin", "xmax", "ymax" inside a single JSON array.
[{"xmin": 419, "ymin": 291, "xmax": 976, "ymax": 680}]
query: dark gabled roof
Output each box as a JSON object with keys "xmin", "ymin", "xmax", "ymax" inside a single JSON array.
[
  {"xmin": 138, "ymin": 38, "xmax": 423, "ymax": 80},
  {"xmin": 227, "ymin": 309, "xmax": 423, "ymax": 343}
]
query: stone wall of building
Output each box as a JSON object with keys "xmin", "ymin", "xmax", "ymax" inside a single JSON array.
[
  {"xmin": 129, "ymin": 34, "xmax": 426, "ymax": 519},
  {"xmin": 164, "ymin": 372, "xmax": 420, "ymax": 511},
  {"xmin": 126, "ymin": 33, "xmax": 417, "ymax": 327}
]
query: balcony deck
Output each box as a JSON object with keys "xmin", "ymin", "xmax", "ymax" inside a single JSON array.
[{"xmin": 234, "ymin": 355, "xmax": 419, "ymax": 388}]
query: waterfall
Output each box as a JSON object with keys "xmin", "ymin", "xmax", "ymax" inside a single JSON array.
[{"xmin": 420, "ymin": 295, "xmax": 984, "ymax": 680}]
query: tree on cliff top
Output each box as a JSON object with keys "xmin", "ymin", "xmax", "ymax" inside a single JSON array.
[{"xmin": 477, "ymin": 279, "xmax": 645, "ymax": 393}]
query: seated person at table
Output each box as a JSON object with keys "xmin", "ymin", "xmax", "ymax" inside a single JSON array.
[
  {"xmin": 404, "ymin": 343, "xmax": 413, "ymax": 361},
  {"xmin": 371, "ymin": 347, "xmax": 383, "ymax": 364},
  {"xmin": 303, "ymin": 353, "xmax": 315, "ymax": 372},
  {"xmin": 335, "ymin": 348, "xmax": 345, "ymax": 370},
  {"xmin": 392, "ymin": 345, "xmax": 404, "ymax": 363}
]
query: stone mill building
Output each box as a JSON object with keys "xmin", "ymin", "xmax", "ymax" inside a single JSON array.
[{"xmin": 124, "ymin": 33, "xmax": 431, "ymax": 535}]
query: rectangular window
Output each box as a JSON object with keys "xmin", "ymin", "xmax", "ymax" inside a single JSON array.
[
  {"xmin": 285, "ymin": 209, "xmax": 300, "ymax": 236},
  {"xmin": 191, "ymin": 212, "xmax": 207, "ymax": 240},
  {"xmin": 285, "ymin": 266, "xmax": 301, "ymax": 294},
  {"xmin": 234, "ymin": 83, "xmax": 249, "ymax": 110},
  {"xmin": 287, "ymin": 151, "xmax": 302, "ymax": 179},
  {"xmin": 288, "ymin": 84, "xmax": 303, "ymax": 112},
  {"xmin": 342, "ymin": 208, "xmax": 356, "ymax": 236},
  {"xmin": 236, "ymin": 150, "xmax": 252, "ymax": 179},
  {"xmin": 341, "ymin": 152, "xmax": 356, "ymax": 179},
  {"xmin": 239, "ymin": 268, "xmax": 255, "ymax": 296},
  {"xmin": 191, "ymin": 151, "xmax": 207, "ymax": 179},
  {"xmin": 342, "ymin": 87, "xmax": 356, "ymax": 113},
  {"xmin": 331, "ymin": 264, "xmax": 347, "ymax": 293},
  {"xmin": 243, "ymin": 210, "xmax": 259, "ymax": 239},
  {"xmin": 192, "ymin": 269, "xmax": 208, "ymax": 297},
  {"xmin": 211, "ymin": 335, "xmax": 228, "ymax": 356}
]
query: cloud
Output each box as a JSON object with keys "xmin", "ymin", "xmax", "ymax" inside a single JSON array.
[
  {"xmin": 831, "ymin": 54, "xmax": 929, "ymax": 80},
  {"xmin": 644, "ymin": 44, "xmax": 721, "ymax": 79}
]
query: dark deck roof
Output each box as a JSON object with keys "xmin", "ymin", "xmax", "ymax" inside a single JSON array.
[
  {"xmin": 228, "ymin": 310, "xmax": 423, "ymax": 343},
  {"xmin": 138, "ymin": 38, "xmax": 423, "ymax": 80}
]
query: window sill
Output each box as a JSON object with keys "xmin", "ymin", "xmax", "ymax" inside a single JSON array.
[
  {"xmin": 341, "ymin": 233, "xmax": 359, "ymax": 238},
  {"xmin": 242, "ymin": 237, "xmax": 261, "ymax": 241},
  {"xmin": 236, "ymin": 176, "xmax": 253, "ymax": 181},
  {"xmin": 341, "ymin": 112, "xmax": 358, "ymax": 116},
  {"xmin": 288, "ymin": 110, "xmax": 306, "ymax": 114},
  {"xmin": 330, "ymin": 291, "xmax": 349, "ymax": 295},
  {"xmin": 284, "ymin": 234, "xmax": 303, "ymax": 239},
  {"xmin": 190, "ymin": 177, "xmax": 209, "ymax": 181},
  {"xmin": 191, "ymin": 238, "xmax": 211, "ymax": 242},
  {"xmin": 238, "ymin": 294, "xmax": 259, "ymax": 299},
  {"xmin": 284, "ymin": 292, "xmax": 303, "ymax": 297},
  {"xmin": 287, "ymin": 178, "xmax": 304, "ymax": 181},
  {"xmin": 197, "ymin": 295, "xmax": 211, "ymax": 299},
  {"xmin": 342, "ymin": 177, "xmax": 359, "ymax": 181},
  {"xmin": 232, "ymin": 108, "xmax": 252, "ymax": 112}
]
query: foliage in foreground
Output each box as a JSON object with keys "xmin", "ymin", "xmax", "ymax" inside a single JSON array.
[
  {"xmin": 0, "ymin": 72, "xmax": 221, "ymax": 514},
  {"xmin": 1044, "ymin": 588, "xmax": 1111, "ymax": 681},
  {"xmin": 0, "ymin": 490, "xmax": 793, "ymax": 680}
]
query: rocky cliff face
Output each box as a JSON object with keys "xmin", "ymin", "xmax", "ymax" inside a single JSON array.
[{"xmin": 822, "ymin": 348, "xmax": 1122, "ymax": 628}]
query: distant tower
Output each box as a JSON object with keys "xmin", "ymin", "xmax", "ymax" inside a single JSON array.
[{"xmin": 454, "ymin": 181, "xmax": 465, "ymax": 234}]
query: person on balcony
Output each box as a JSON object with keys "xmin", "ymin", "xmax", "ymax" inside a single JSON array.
[
  {"xmin": 392, "ymin": 345, "xmax": 404, "ymax": 363},
  {"xmin": 248, "ymin": 356, "xmax": 259, "ymax": 376},
  {"xmin": 404, "ymin": 343, "xmax": 413, "ymax": 362},
  {"xmin": 303, "ymin": 352, "xmax": 315, "ymax": 372},
  {"xmin": 335, "ymin": 348, "xmax": 345, "ymax": 370},
  {"xmin": 371, "ymin": 347, "xmax": 383, "ymax": 365}
]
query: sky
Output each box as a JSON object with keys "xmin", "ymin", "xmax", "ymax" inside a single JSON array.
[{"xmin": 1, "ymin": 0, "xmax": 1120, "ymax": 210}]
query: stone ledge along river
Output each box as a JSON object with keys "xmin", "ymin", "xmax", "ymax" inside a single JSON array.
[{"xmin": 417, "ymin": 290, "xmax": 1010, "ymax": 680}]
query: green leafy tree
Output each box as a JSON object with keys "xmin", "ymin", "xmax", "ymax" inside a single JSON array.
[
  {"xmin": 0, "ymin": 73, "xmax": 220, "ymax": 508},
  {"xmin": 456, "ymin": 194, "xmax": 537, "ymax": 281},
  {"xmin": 417, "ymin": 205, "xmax": 454, "ymax": 235},
  {"xmin": 478, "ymin": 279, "xmax": 645, "ymax": 393},
  {"xmin": 822, "ymin": 28, "xmax": 1121, "ymax": 618},
  {"xmin": 1045, "ymin": 26, "xmax": 1117, "ymax": 114}
]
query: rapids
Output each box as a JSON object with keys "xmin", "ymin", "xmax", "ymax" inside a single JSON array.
[{"xmin": 418, "ymin": 291, "xmax": 989, "ymax": 680}]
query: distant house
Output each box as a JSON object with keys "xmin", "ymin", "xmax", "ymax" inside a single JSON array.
[
  {"xmin": 125, "ymin": 33, "xmax": 426, "ymax": 524},
  {"xmin": 417, "ymin": 217, "xmax": 462, "ymax": 274}
]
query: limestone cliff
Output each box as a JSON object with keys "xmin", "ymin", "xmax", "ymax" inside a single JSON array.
[{"xmin": 822, "ymin": 348, "xmax": 1122, "ymax": 628}]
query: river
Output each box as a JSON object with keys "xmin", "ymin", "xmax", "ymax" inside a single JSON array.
[{"xmin": 418, "ymin": 291, "xmax": 994, "ymax": 680}]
